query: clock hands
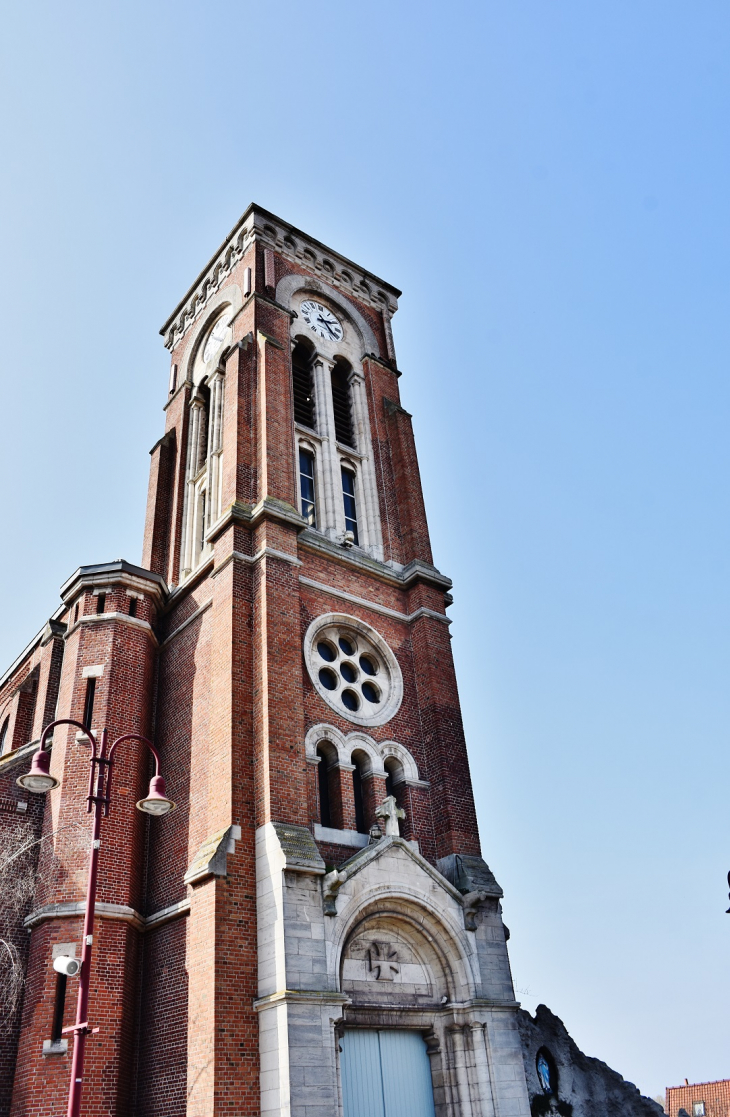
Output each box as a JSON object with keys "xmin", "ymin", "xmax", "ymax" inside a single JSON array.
[{"xmin": 317, "ymin": 314, "xmax": 338, "ymax": 339}]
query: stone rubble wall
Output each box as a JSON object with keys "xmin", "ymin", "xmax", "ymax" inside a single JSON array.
[{"xmin": 518, "ymin": 1003, "xmax": 663, "ymax": 1117}]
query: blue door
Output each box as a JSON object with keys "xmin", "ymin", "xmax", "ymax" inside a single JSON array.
[{"xmin": 340, "ymin": 1029, "xmax": 436, "ymax": 1117}]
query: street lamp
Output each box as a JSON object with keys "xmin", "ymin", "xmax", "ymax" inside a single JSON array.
[
  {"xmin": 17, "ymin": 719, "xmax": 174, "ymax": 1117},
  {"xmin": 17, "ymin": 745, "xmax": 60, "ymax": 792}
]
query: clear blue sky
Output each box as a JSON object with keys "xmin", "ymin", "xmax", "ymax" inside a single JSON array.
[{"xmin": 1, "ymin": 1, "xmax": 728, "ymax": 1099}]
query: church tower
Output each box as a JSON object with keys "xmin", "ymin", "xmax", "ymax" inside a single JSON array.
[{"xmin": 3, "ymin": 206, "xmax": 532, "ymax": 1117}]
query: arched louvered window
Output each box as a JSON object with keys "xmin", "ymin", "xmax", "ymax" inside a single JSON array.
[
  {"xmin": 384, "ymin": 758, "xmax": 405, "ymax": 837},
  {"xmin": 316, "ymin": 745, "xmax": 332, "ymax": 828},
  {"xmin": 292, "ymin": 340, "xmax": 316, "ymax": 429},
  {"xmin": 331, "ymin": 360, "xmax": 355, "ymax": 448},
  {"xmin": 351, "ymin": 751, "xmax": 368, "ymax": 834}
]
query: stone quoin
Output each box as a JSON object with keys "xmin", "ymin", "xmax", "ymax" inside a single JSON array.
[{"xmin": 0, "ymin": 205, "xmax": 664, "ymax": 1117}]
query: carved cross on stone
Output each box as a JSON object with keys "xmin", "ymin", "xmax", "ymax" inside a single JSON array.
[
  {"xmin": 375, "ymin": 795, "xmax": 405, "ymax": 837},
  {"xmin": 367, "ymin": 941, "xmax": 399, "ymax": 980}
]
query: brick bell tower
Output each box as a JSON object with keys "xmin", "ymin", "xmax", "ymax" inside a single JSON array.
[{"xmin": 6, "ymin": 206, "xmax": 532, "ymax": 1117}]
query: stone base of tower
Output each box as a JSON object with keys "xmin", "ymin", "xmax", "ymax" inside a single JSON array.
[{"xmin": 255, "ymin": 821, "xmax": 531, "ymax": 1117}]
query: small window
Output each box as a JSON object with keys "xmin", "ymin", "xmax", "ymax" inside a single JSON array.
[
  {"xmin": 128, "ymin": 597, "xmax": 137, "ymax": 618},
  {"xmin": 694, "ymin": 1104, "xmax": 706, "ymax": 1117},
  {"xmin": 292, "ymin": 342, "xmax": 315, "ymax": 428},
  {"xmin": 299, "ymin": 449, "xmax": 317, "ymax": 527},
  {"xmin": 96, "ymin": 594, "xmax": 106, "ymax": 615},
  {"xmin": 341, "ymin": 467, "xmax": 359, "ymax": 545},
  {"xmin": 331, "ymin": 362, "xmax": 355, "ymax": 447},
  {"xmin": 73, "ymin": 603, "xmax": 79, "ymax": 624},
  {"xmin": 83, "ymin": 678, "xmax": 96, "ymax": 732}
]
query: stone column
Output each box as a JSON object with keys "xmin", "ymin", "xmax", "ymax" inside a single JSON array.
[
  {"xmin": 470, "ymin": 1022, "xmax": 496, "ymax": 1117},
  {"xmin": 349, "ymin": 371, "xmax": 383, "ymax": 559},
  {"xmin": 181, "ymin": 397, "xmax": 206, "ymax": 576},
  {"xmin": 449, "ymin": 1026, "xmax": 474, "ymax": 1117},
  {"xmin": 206, "ymin": 369, "xmax": 225, "ymax": 528},
  {"xmin": 312, "ymin": 357, "xmax": 340, "ymax": 539},
  {"xmin": 382, "ymin": 304, "xmax": 396, "ymax": 363}
]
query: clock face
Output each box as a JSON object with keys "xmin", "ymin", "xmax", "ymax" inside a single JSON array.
[
  {"xmin": 300, "ymin": 300, "xmax": 344, "ymax": 342},
  {"xmin": 202, "ymin": 315, "xmax": 232, "ymax": 364}
]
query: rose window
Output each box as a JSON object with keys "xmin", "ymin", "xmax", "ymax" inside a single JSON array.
[{"xmin": 304, "ymin": 613, "xmax": 403, "ymax": 727}]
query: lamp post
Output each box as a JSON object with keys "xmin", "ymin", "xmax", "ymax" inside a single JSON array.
[{"xmin": 17, "ymin": 719, "xmax": 175, "ymax": 1117}]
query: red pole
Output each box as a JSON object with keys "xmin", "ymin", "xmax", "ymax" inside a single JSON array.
[
  {"xmin": 65, "ymin": 728, "xmax": 107, "ymax": 1117},
  {"xmin": 25, "ymin": 720, "xmax": 171, "ymax": 1117}
]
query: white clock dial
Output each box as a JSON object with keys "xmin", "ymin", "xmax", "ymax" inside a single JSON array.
[
  {"xmin": 300, "ymin": 300, "xmax": 344, "ymax": 342},
  {"xmin": 202, "ymin": 315, "xmax": 232, "ymax": 363}
]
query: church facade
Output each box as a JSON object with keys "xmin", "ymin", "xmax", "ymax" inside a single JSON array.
[{"xmin": 0, "ymin": 206, "xmax": 662, "ymax": 1117}]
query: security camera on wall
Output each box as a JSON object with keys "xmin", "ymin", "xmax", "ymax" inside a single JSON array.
[{"xmin": 53, "ymin": 955, "xmax": 80, "ymax": 977}]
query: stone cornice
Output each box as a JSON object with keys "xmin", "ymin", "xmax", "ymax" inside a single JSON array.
[
  {"xmin": 208, "ymin": 497, "xmax": 307, "ymax": 542},
  {"xmin": 60, "ymin": 561, "xmax": 168, "ymax": 608},
  {"xmin": 364, "ymin": 353, "xmax": 401, "ymax": 377},
  {"xmin": 297, "ymin": 529, "xmax": 453, "ymax": 592},
  {"xmin": 158, "ymin": 598, "xmax": 213, "ymax": 650},
  {"xmin": 0, "ymin": 604, "xmax": 66, "ymax": 693},
  {"xmin": 335, "ymin": 836, "xmax": 466, "ymax": 907},
  {"xmin": 253, "ymin": 990, "xmax": 351, "ymax": 1012},
  {"xmin": 63, "ymin": 611, "xmax": 159, "ymax": 647},
  {"xmin": 298, "ymin": 576, "xmax": 450, "ymax": 627},
  {"xmin": 23, "ymin": 898, "xmax": 190, "ymax": 933},
  {"xmin": 159, "ymin": 203, "xmax": 400, "ymax": 352}
]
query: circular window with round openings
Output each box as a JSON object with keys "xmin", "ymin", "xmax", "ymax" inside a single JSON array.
[{"xmin": 303, "ymin": 613, "xmax": 403, "ymax": 727}]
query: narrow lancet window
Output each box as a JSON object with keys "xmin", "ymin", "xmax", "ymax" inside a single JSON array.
[
  {"xmin": 331, "ymin": 361, "xmax": 354, "ymax": 447},
  {"xmin": 341, "ymin": 467, "xmax": 359, "ymax": 545},
  {"xmin": 292, "ymin": 341, "xmax": 315, "ymax": 428},
  {"xmin": 299, "ymin": 449, "xmax": 316, "ymax": 527}
]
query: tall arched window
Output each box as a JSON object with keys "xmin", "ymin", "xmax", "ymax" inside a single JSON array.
[
  {"xmin": 180, "ymin": 311, "xmax": 230, "ymax": 580},
  {"xmin": 299, "ymin": 448, "xmax": 317, "ymax": 527},
  {"xmin": 315, "ymin": 741, "xmax": 341, "ymax": 829},
  {"xmin": 0, "ymin": 716, "xmax": 9, "ymax": 755},
  {"xmin": 292, "ymin": 340, "xmax": 316, "ymax": 429},
  {"xmin": 351, "ymin": 750, "xmax": 368, "ymax": 834},
  {"xmin": 316, "ymin": 745, "xmax": 332, "ymax": 828},
  {"xmin": 331, "ymin": 359, "xmax": 355, "ymax": 448},
  {"xmin": 384, "ymin": 757, "xmax": 405, "ymax": 837},
  {"xmin": 341, "ymin": 466, "xmax": 359, "ymax": 544}
]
